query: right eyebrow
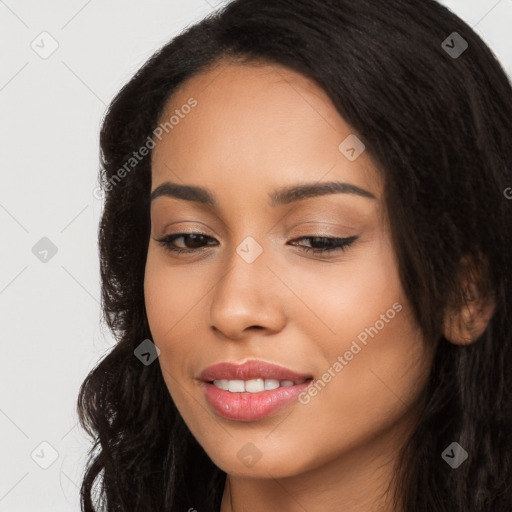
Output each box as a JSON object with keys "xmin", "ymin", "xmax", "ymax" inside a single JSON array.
[{"xmin": 150, "ymin": 182, "xmax": 216, "ymax": 206}]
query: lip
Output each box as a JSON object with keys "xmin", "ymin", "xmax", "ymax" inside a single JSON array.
[
  {"xmin": 198, "ymin": 360, "xmax": 313, "ymax": 422},
  {"xmin": 198, "ymin": 360, "xmax": 312, "ymax": 382}
]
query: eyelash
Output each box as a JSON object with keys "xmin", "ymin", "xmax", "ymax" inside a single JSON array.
[{"xmin": 154, "ymin": 232, "xmax": 358, "ymax": 257}]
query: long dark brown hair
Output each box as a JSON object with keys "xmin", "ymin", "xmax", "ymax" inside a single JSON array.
[{"xmin": 78, "ymin": 0, "xmax": 512, "ymax": 510}]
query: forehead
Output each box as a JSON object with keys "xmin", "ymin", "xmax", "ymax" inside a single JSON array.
[{"xmin": 150, "ymin": 60, "xmax": 381, "ymax": 205}]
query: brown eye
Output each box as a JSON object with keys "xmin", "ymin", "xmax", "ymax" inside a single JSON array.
[
  {"xmin": 155, "ymin": 232, "xmax": 217, "ymax": 254},
  {"xmin": 289, "ymin": 235, "xmax": 358, "ymax": 255}
]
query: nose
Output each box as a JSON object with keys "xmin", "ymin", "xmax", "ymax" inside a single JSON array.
[{"xmin": 208, "ymin": 239, "xmax": 287, "ymax": 341}]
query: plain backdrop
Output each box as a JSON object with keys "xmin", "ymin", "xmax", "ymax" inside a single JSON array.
[{"xmin": 0, "ymin": 1, "xmax": 511, "ymax": 510}]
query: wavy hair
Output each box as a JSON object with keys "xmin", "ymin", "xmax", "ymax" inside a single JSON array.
[{"xmin": 77, "ymin": 0, "xmax": 512, "ymax": 510}]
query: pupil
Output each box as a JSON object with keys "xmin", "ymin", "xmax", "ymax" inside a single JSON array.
[
  {"xmin": 187, "ymin": 234, "xmax": 205, "ymax": 248},
  {"xmin": 313, "ymin": 237, "xmax": 329, "ymax": 247}
]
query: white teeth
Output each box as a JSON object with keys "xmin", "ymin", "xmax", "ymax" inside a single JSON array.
[
  {"xmin": 264, "ymin": 379, "xmax": 280, "ymax": 390},
  {"xmin": 214, "ymin": 379, "xmax": 229, "ymax": 390},
  {"xmin": 228, "ymin": 380, "xmax": 245, "ymax": 392},
  {"xmin": 245, "ymin": 378, "xmax": 265, "ymax": 392},
  {"xmin": 212, "ymin": 378, "xmax": 307, "ymax": 392}
]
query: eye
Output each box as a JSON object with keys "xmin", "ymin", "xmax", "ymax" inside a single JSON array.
[
  {"xmin": 155, "ymin": 232, "xmax": 358, "ymax": 257},
  {"xmin": 155, "ymin": 232, "xmax": 217, "ymax": 254},
  {"xmin": 289, "ymin": 235, "xmax": 358, "ymax": 256}
]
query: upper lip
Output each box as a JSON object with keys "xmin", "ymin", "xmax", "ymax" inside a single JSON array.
[{"xmin": 198, "ymin": 360, "xmax": 313, "ymax": 382}]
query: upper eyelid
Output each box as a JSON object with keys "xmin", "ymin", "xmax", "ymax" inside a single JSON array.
[
  {"xmin": 151, "ymin": 205, "xmax": 369, "ymax": 235},
  {"xmin": 157, "ymin": 219, "xmax": 357, "ymax": 235}
]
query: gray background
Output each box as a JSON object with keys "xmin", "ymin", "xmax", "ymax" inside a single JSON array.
[{"xmin": 1, "ymin": 1, "xmax": 511, "ymax": 510}]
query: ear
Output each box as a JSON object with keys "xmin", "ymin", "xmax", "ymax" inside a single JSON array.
[{"xmin": 442, "ymin": 259, "xmax": 495, "ymax": 345}]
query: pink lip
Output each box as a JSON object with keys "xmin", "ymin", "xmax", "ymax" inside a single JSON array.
[
  {"xmin": 198, "ymin": 360, "xmax": 313, "ymax": 422},
  {"xmin": 201, "ymin": 381, "xmax": 311, "ymax": 421},
  {"xmin": 198, "ymin": 360, "xmax": 312, "ymax": 382}
]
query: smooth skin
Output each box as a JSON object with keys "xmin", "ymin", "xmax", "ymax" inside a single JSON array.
[{"xmin": 144, "ymin": 60, "xmax": 491, "ymax": 511}]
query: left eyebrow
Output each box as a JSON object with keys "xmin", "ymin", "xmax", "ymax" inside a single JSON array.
[
  {"xmin": 149, "ymin": 180, "xmax": 377, "ymax": 207},
  {"xmin": 268, "ymin": 181, "xmax": 376, "ymax": 206}
]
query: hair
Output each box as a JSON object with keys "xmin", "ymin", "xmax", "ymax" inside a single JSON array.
[{"xmin": 77, "ymin": 0, "xmax": 512, "ymax": 510}]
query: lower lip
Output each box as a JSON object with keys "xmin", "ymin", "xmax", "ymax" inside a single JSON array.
[{"xmin": 201, "ymin": 380, "xmax": 312, "ymax": 421}]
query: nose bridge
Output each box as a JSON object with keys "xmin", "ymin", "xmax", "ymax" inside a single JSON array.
[
  {"xmin": 220, "ymin": 233, "xmax": 272, "ymax": 301},
  {"xmin": 235, "ymin": 234, "xmax": 265, "ymax": 266},
  {"xmin": 208, "ymin": 232, "xmax": 286, "ymax": 336}
]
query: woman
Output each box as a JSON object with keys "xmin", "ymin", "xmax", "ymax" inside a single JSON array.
[{"xmin": 78, "ymin": 0, "xmax": 512, "ymax": 510}]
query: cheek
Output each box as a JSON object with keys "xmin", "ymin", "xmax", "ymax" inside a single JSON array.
[
  {"xmin": 275, "ymin": 235, "xmax": 429, "ymax": 454},
  {"xmin": 292, "ymin": 273, "xmax": 429, "ymax": 474},
  {"xmin": 144, "ymin": 248, "xmax": 207, "ymax": 341},
  {"xmin": 310, "ymin": 322, "xmax": 430, "ymax": 475},
  {"xmin": 143, "ymin": 251, "xmax": 202, "ymax": 390},
  {"xmin": 287, "ymin": 230, "xmax": 402, "ymax": 348}
]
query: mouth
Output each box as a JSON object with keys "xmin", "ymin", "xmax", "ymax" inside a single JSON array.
[{"xmin": 198, "ymin": 360, "xmax": 314, "ymax": 421}]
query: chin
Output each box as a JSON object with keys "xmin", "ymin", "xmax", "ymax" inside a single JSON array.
[{"xmin": 205, "ymin": 442, "xmax": 311, "ymax": 479}]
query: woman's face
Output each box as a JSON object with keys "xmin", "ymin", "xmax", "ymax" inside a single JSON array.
[{"xmin": 145, "ymin": 61, "xmax": 434, "ymax": 480}]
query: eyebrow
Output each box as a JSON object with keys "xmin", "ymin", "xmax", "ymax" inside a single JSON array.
[{"xmin": 150, "ymin": 180, "xmax": 377, "ymax": 207}]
